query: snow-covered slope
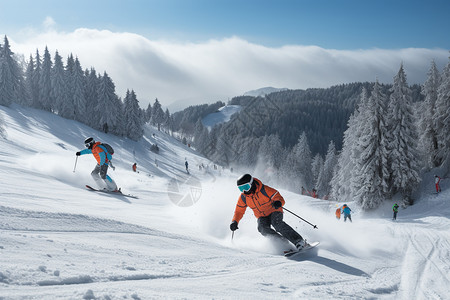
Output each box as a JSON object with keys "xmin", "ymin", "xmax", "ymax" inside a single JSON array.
[
  {"xmin": 243, "ymin": 87, "xmax": 288, "ymax": 97},
  {"xmin": 0, "ymin": 104, "xmax": 449, "ymax": 300},
  {"xmin": 202, "ymin": 105, "xmax": 241, "ymax": 129}
]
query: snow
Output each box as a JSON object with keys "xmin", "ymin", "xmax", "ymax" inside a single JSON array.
[
  {"xmin": 201, "ymin": 105, "xmax": 241, "ymax": 129},
  {"xmin": 1, "ymin": 104, "xmax": 449, "ymax": 299}
]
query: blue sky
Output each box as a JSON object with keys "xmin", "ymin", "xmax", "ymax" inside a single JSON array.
[
  {"xmin": 2, "ymin": 0, "xmax": 449, "ymax": 49},
  {"xmin": 1, "ymin": 0, "xmax": 449, "ymax": 109}
]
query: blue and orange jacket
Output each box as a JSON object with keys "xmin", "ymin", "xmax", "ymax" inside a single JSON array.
[
  {"xmin": 342, "ymin": 206, "xmax": 351, "ymax": 216},
  {"xmin": 232, "ymin": 178, "xmax": 285, "ymax": 223},
  {"xmin": 79, "ymin": 142, "xmax": 112, "ymax": 165}
]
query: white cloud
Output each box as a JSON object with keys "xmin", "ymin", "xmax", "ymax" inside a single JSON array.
[
  {"xmin": 7, "ymin": 28, "xmax": 449, "ymax": 111},
  {"xmin": 42, "ymin": 16, "xmax": 56, "ymax": 30}
]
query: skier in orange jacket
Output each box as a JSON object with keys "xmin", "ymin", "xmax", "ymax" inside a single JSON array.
[{"xmin": 230, "ymin": 174, "xmax": 307, "ymax": 251}]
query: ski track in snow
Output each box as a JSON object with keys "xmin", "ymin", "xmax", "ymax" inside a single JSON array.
[{"xmin": 1, "ymin": 105, "xmax": 450, "ymax": 299}]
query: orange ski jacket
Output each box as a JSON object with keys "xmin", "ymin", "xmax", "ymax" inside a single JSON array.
[{"xmin": 232, "ymin": 178, "xmax": 285, "ymax": 223}]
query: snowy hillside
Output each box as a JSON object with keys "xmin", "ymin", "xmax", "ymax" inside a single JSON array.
[
  {"xmin": 243, "ymin": 87, "xmax": 288, "ymax": 97},
  {"xmin": 0, "ymin": 104, "xmax": 449, "ymax": 300},
  {"xmin": 201, "ymin": 105, "xmax": 241, "ymax": 129}
]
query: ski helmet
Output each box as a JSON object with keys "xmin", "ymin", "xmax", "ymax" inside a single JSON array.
[
  {"xmin": 237, "ymin": 174, "xmax": 253, "ymax": 192},
  {"xmin": 84, "ymin": 137, "xmax": 95, "ymax": 148}
]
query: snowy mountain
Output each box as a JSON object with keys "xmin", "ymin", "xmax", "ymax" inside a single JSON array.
[
  {"xmin": 243, "ymin": 87, "xmax": 288, "ymax": 97},
  {"xmin": 0, "ymin": 104, "xmax": 449, "ymax": 299},
  {"xmin": 201, "ymin": 105, "xmax": 241, "ymax": 129}
]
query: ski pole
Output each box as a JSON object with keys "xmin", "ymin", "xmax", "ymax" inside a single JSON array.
[
  {"xmin": 231, "ymin": 231, "xmax": 235, "ymax": 242},
  {"xmin": 283, "ymin": 207, "xmax": 318, "ymax": 229},
  {"xmin": 73, "ymin": 156, "xmax": 78, "ymax": 173}
]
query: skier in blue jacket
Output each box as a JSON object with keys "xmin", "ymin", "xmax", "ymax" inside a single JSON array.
[{"xmin": 342, "ymin": 204, "xmax": 352, "ymax": 222}]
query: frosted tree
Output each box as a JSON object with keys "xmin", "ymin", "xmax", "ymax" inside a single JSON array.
[
  {"xmin": 145, "ymin": 102, "xmax": 152, "ymax": 123},
  {"xmin": 151, "ymin": 98, "xmax": 165, "ymax": 131},
  {"xmin": 84, "ymin": 68, "xmax": 100, "ymax": 129},
  {"xmin": 0, "ymin": 36, "xmax": 21, "ymax": 106},
  {"xmin": 387, "ymin": 64, "xmax": 421, "ymax": 205},
  {"xmin": 256, "ymin": 134, "xmax": 283, "ymax": 182},
  {"xmin": 292, "ymin": 131, "xmax": 313, "ymax": 190},
  {"xmin": 316, "ymin": 141, "xmax": 337, "ymax": 198},
  {"xmin": 72, "ymin": 57, "xmax": 86, "ymax": 123},
  {"xmin": 434, "ymin": 58, "xmax": 450, "ymax": 174},
  {"xmin": 311, "ymin": 153, "xmax": 324, "ymax": 189},
  {"xmin": 39, "ymin": 46, "xmax": 53, "ymax": 112},
  {"xmin": 418, "ymin": 61, "xmax": 441, "ymax": 169},
  {"xmin": 351, "ymin": 81, "xmax": 390, "ymax": 209},
  {"xmin": 124, "ymin": 89, "xmax": 143, "ymax": 141},
  {"xmin": 51, "ymin": 51, "xmax": 71, "ymax": 118},
  {"xmin": 331, "ymin": 112, "xmax": 358, "ymax": 201},
  {"xmin": 24, "ymin": 55, "xmax": 35, "ymax": 107},
  {"xmin": 96, "ymin": 72, "xmax": 119, "ymax": 134}
]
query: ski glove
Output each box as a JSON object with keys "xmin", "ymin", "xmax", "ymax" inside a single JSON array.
[
  {"xmin": 273, "ymin": 200, "xmax": 282, "ymax": 209},
  {"xmin": 76, "ymin": 152, "xmax": 81, "ymax": 156},
  {"xmin": 230, "ymin": 221, "xmax": 238, "ymax": 231}
]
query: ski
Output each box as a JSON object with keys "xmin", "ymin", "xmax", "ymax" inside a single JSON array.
[
  {"xmin": 85, "ymin": 185, "xmax": 138, "ymax": 199},
  {"xmin": 284, "ymin": 241, "xmax": 320, "ymax": 257}
]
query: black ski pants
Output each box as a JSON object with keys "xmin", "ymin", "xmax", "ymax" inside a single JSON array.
[{"xmin": 257, "ymin": 211, "xmax": 302, "ymax": 245}]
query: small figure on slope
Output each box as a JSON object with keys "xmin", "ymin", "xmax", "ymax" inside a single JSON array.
[
  {"xmin": 392, "ymin": 203, "xmax": 399, "ymax": 221},
  {"xmin": 435, "ymin": 175, "xmax": 442, "ymax": 193},
  {"xmin": 229, "ymin": 174, "xmax": 308, "ymax": 252},
  {"xmin": 76, "ymin": 137, "xmax": 118, "ymax": 192},
  {"xmin": 342, "ymin": 204, "xmax": 352, "ymax": 222},
  {"xmin": 335, "ymin": 206, "xmax": 341, "ymax": 220},
  {"xmin": 132, "ymin": 163, "xmax": 137, "ymax": 172},
  {"xmin": 185, "ymin": 160, "xmax": 189, "ymax": 174}
]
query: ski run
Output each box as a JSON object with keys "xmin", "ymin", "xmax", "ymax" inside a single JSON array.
[{"xmin": 1, "ymin": 104, "xmax": 449, "ymax": 299}]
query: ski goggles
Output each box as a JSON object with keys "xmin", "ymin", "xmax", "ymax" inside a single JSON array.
[{"xmin": 237, "ymin": 178, "xmax": 253, "ymax": 193}]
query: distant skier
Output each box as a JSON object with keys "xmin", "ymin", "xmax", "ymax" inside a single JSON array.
[
  {"xmin": 335, "ymin": 207, "xmax": 341, "ymax": 220},
  {"xmin": 185, "ymin": 160, "xmax": 189, "ymax": 174},
  {"xmin": 435, "ymin": 175, "xmax": 442, "ymax": 193},
  {"xmin": 342, "ymin": 204, "xmax": 352, "ymax": 222},
  {"xmin": 392, "ymin": 203, "xmax": 399, "ymax": 220},
  {"xmin": 132, "ymin": 163, "xmax": 137, "ymax": 172},
  {"xmin": 229, "ymin": 174, "xmax": 308, "ymax": 251},
  {"xmin": 76, "ymin": 137, "xmax": 118, "ymax": 192}
]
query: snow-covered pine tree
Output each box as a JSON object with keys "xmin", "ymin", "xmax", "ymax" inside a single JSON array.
[
  {"xmin": 84, "ymin": 68, "xmax": 100, "ymax": 129},
  {"xmin": 418, "ymin": 61, "xmax": 441, "ymax": 169},
  {"xmin": 292, "ymin": 131, "xmax": 313, "ymax": 191},
  {"xmin": 151, "ymin": 98, "xmax": 165, "ymax": 131},
  {"xmin": 311, "ymin": 153, "xmax": 324, "ymax": 190},
  {"xmin": 51, "ymin": 51, "xmax": 71, "ymax": 118},
  {"xmin": 38, "ymin": 46, "xmax": 53, "ymax": 112},
  {"xmin": 145, "ymin": 102, "xmax": 152, "ymax": 123},
  {"xmin": 124, "ymin": 89, "xmax": 143, "ymax": 141},
  {"xmin": 351, "ymin": 81, "xmax": 390, "ymax": 209},
  {"xmin": 96, "ymin": 71, "xmax": 119, "ymax": 134},
  {"xmin": 387, "ymin": 64, "xmax": 421, "ymax": 205},
  {"xmin": 316, "ymin": 141, "xmax": 337, "ymax": 198},
  {"xmin": 0, "ymin": 36, "xmax": 21, "ymax": 107},
  {"xmin": 434, "ymin": 58, "xmax": 450, "ymax": 174},
  {"xmin": 72, "ymin": 57, "xmax": 86, "ymax": 123}
]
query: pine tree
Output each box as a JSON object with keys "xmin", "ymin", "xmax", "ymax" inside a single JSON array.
[
  {"xmin": 434, "ymin": 58, "xmax": 450, "ymax": 173},
  {"xmin": 124, "ymin": 89, "xmax": 143, "ymax": 141},
  {"xmin": 72, "ymin": 57, "xmax": 86, "ymax": 122},
  {"xmin": 39, "ymin": 46, "xmax": 53, "ymax": 111},
  {"xmin": 151, "ymin": 98, "xmax": 165, "ymax": 131},
  {"xmin": 351, "ymin": 81, "xmax": 390, "ymax": 209},
  {"xmin": 51, "ymin": 51, "xmax": 71, "ymax": 117},
  {"xmin": 387, "ymin": 64, "xmax": 421, "ymax": 205},
  {"xmin": 24, "ymin": 55, "xmax": 35, "ymax": 107},
  {"xmin": 311, "ymin": 153, "xmax": 324, "ymax": 189},
  {"xmin": 0, "ymin": 36, "xmax": 21, "ymax": 106},
  {"xmin": 85, "ymin": 68, "xmax": 100, "ymax": 128},
  {"xmin": 316, "ymin": 141, "xmax": 337, "ymax": 198},
  {"xmin": 96, "ymin": 72, "xmax": 119, "ymax": 134},
  {"xmin": 419, "ymin": 61, "xmax": 441, "ymax": 169},
  {"xmin": 292, "ymin": 132, "xmax": 313, "ymax": 191}
]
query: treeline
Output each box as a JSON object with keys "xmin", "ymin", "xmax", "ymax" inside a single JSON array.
[
  {"xmin": 182, "ymin": 61, "xmax": 449, "ymax": 209},
  {"xmin": 0, "ymin": 36, "xmax": 172, "ymax": 140}
]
